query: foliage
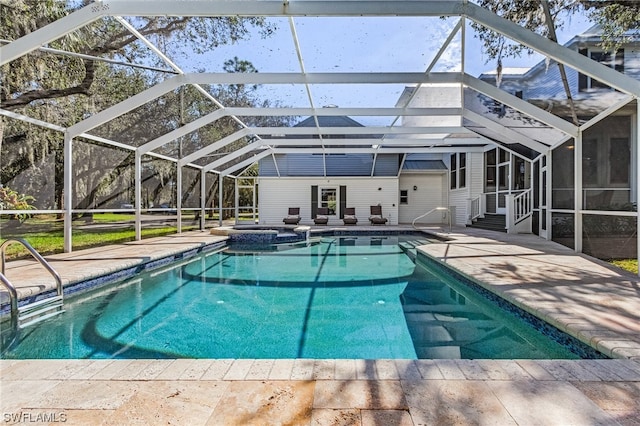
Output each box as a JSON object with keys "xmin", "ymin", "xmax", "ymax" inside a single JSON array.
[
  {"xmin": 472, "ymin": 1, "xmax": 639, "ymax": 66},
  {"xmin": 610, "ymin": 258, "xmax": 638, "ymax": 275},
  {"xmin": 1, "ymin": 0, "xmax": 289, "ymax": 216},
  {"xmin": 586, "ymin": 1, "xmax": 640, "ymax": 51},
  {"xmin": 0, "ymin": 185, "xmax": 36, "ymax": 222}
]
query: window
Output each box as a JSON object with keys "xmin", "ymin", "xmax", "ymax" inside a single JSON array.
[
  {"xmin": 579, "ymin": 49, "xmax": 624, "ymax": 91},
  {"xmin": 400, "ymin": 189, "xmax": 408, "ymax": 204},
  {"xmin": 450, "ymin": 154, "xmax": 457, "ymax": 190},
  {"xmin": 320, "ymin": 187, "xmax": 337, "ymax": 215},
  {"xmin": 450, "ymin": 153, "xmax": 466, "ymax": 190}
]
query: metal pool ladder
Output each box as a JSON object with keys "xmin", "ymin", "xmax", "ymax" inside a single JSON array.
[{"xmin": 1, "ymin": 238, "xmax": 64, "ymax": 329}]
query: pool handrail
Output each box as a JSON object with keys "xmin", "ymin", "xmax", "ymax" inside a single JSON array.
[
  {"xmin": 412, "ymin": 207, "xmax": 451, "ymax": 233},
  {"xmin": 0, "ymin": 238, "xmax": 63, "ymax": 327}
]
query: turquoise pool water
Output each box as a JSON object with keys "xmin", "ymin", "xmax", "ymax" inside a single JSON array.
[{"xmin": 1, "ymin": 235, "xmax": 583, "ymax": 359}]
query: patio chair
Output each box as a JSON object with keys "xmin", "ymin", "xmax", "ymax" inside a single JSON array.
[
  {"xmin": 313, "ymin": 207, "xmax": 329, "ymax": 225},
  {"xmin": 283, "ymin": 207, "xmax": 301, "ymax": 225},
  {"xmin": 369, "ymin": 205, "xmax": 388, "ymax": 225},
  {"xmin": 343, "ymin": 207, "xmax": 358, "ymax": 225}
]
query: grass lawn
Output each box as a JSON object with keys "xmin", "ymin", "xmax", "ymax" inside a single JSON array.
[{"xmin": 1, "ymin": 213, "xmax": 207, "ymax": 260}]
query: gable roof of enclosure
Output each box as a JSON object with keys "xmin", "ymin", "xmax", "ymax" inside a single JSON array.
[{"xmin": 1, "ymin": 0, "xmax": 640, "ymax": 178}]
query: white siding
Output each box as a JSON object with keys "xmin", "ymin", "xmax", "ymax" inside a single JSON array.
[
  {"xmin": 447, "ymin": 152, "xmax": 483, "ymax": 225},
  {"xmin": 398, "ymin": 173, "xmax": 447, "ymax": 224},
  {"xmin": 257, "ymin": 177, "xmax": 399, "ymax": 225},
  {"xmin": 525, "ymin": 64, "xmax": 566, "ymax": 99}
]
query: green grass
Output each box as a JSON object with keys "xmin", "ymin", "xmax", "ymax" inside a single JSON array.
[
  {"xmin": 1, "ymin": 213, "xmax": 206, "ymax": 260},
  {"xmin": 1, "ymin": 227, "xmax": 181, "ymax": 260}
]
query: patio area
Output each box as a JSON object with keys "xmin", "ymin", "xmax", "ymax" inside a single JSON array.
[{"xmin": 1, "ymin": 226, "xmax": 640, "ymax": 424}]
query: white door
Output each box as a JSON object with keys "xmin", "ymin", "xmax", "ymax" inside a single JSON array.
[{"xmin": 495, "ymin": 161, "xmax": 510, "ymax": 214}]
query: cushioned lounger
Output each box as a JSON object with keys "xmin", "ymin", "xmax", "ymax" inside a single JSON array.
[
  {"xmin": 283, "ymin": 207, "xmax": 301, "ymax": 225},
  {"xmin": 369, "ymin": 205, "xmax": 388, "ymax": 225}
]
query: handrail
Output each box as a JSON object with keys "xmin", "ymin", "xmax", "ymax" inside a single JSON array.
[
  {"xmin": 470, "ymin": 195, "xmax": 482, "ymax": 221},
  {"xmin": 0, "ymin": 238, "xmax": 63, "ymax": 308},
  {"xmin": 0, "ymin": 272, "xmax": 18, "ymax": 323},
  {"xmin": 412, "ymin": 207, "xmax": 451, "ymax": 233},
  {"xmin": 512, "ymin": 189, "xmax": 532, "ymax": 224}
]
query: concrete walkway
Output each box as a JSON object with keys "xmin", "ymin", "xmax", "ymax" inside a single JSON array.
[{"xmin": 1, "ymin": 227, "xmax": 640, "ymax": 425}]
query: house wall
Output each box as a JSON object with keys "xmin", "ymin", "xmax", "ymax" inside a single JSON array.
[
  {"xmin": 524, "ymin": 44, "xmax": 640, "ymax": 98},
  {"xmin": 525, "ymin": 64, "xmax": 575, "ymax": 99},
  {"xmin": 257, "ymin": 177, "xmax": 399, "ymax": 225},
  {"xmin": 626, "ymin": 47, "xmax": 640, "ymax": 80},
  {"xmin": 398, "ymin": 172, "xmax": 447, "ymax": 224},
  {"xmin": 446, "ymin": 152, "xmax": 484, "ymax": 225},
  {"xmin": 401, "ymin": 84, "xmax": 462, "ymax": 126}
]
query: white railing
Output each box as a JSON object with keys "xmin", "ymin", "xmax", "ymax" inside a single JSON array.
[
  {"xmin": 505, "ymin": 189, "xmax": 533, "ymax": 234},
  {"xmin": 412, "ymin": 207, "xmax": 451, "ymax": 233},
  {"xmin": 513, "ymin": 189, "xmax": 532, "ymax": 223},
  {"xmin": 469, "ymin": 196, "xmax": 482, "ymax": 221}
]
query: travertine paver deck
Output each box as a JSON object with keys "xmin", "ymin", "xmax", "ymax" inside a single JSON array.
[
  {"xmin": 1, "ymin": 227, "xmax": 640, "ymax": 424},
  {"xmin": 417, "ymin": 227, "xmax": 640, "ymax": 360}
]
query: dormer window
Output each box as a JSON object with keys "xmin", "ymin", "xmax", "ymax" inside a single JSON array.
[{"xmin": 578, "ymin": 49, "xmax": 624, "ymax": 91}]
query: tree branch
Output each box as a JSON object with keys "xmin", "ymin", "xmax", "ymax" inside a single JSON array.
[{"xmin": 1, "ymin": 59, "xmax": 96, "ymax": 110}]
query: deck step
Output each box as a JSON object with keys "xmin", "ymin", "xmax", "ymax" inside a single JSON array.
[
  {"xmin": 468, "ymin": 214, "xmax": 506, "ymax": 232},
  {"xmin": 399, "ymin": 242, "xmax": 417, "ymax": 262},
  {"xmin": 18, "ymin": 295, "xmax": 63, "ymax": 314},
  {"xmin": 19, "ymin": 309, "xmax": 65, "ymax": 329},
  {"xmin": 18, "ymin": 296, "xmax": 64, "ymax": 328}
]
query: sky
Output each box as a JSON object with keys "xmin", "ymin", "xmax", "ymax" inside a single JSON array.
[{"xmin": 161, "ymin": 10, "xmax": 595, "ymax": 124}]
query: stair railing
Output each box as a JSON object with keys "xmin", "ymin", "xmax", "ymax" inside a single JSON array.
[
  {"xmin": 412, "ymin": 207, "xmax": 451, "ymax": 233},
  {"xmin": 505, "ymin": 189, "xmax": 533, "ymax": 234},
  {"xmin": 469, "ymin": 195, "xmax": 483, "ymax": 222}
]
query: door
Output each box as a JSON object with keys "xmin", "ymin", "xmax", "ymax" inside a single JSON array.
[
  {"xmin": 539, "ymin": 159, "xmax": 549, "ymax": 239},
  {"xmin": 496, "ymin": 161, "xmax": 510, "ymax": 214}
]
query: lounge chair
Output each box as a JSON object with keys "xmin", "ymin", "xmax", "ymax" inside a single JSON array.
[
  {"xmin": 369, "ymin": 205, "xmax": 388, "ymax": 225},
  {"xmin": 343, "ymin": 207, "xmax": 358, "ymax": 225},
  {"xmin": 283, "ymin": 207, "xmax": 301, "ymax": 225},
  {"xmin": 313, "ymin": 207, "xmax": 329, "ymax": 225}
]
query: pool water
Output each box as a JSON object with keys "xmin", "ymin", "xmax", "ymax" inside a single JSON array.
[{"xmin": 1, "ymin": 235, "xmax": 582, "ymax": 359}]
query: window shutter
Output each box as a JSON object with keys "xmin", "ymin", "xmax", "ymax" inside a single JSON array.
[
  {"xmin": 339, "ymin": 185, "xmax": 347, "ymax": 219},
  {"xmin": 311, "ymin": 185, "xmax": 318, "ymax": 218}
]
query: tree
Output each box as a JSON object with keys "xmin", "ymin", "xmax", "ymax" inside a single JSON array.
[
  {"xmin": 472, "ymin": 1, "xmax": 639, "ymax": 64},
  {"xmin": 0, "ymin": 0, "xmax": 275, "ymax": 111},
  {"xmin": 471, "ymin": 1, "xmax": 639, "ymax": 125},
  {"xmin": 1, "ymin": 0, "xmax": 276, "ymax": 213}
]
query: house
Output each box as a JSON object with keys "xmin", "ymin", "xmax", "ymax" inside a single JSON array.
[
  {"xmin": 257, "ymin": 25, "xmax": 640, "ymax": 261},
  {"xmin": 410, "ymin": 25, "xmax": 639, "ymax": 259},
  {"xmin": 257, "ymin": 112, "xmax": 450, "ymax": 226}
]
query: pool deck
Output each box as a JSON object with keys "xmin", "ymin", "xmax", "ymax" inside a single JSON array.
[{"xmin": 2, "ymin": 226, "xmax": 640, "ymax": 425}]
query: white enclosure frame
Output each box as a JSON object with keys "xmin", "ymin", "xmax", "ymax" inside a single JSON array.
[{"xmin": 1, "ymin": 0, "xmax": 639, "ymax": 267}]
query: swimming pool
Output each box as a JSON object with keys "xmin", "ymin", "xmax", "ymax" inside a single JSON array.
[{"xmin": 0, "ymin": 235, "xmax": 601, "ymax": 359}]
